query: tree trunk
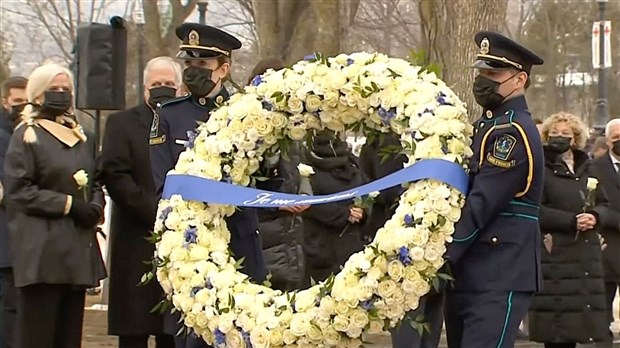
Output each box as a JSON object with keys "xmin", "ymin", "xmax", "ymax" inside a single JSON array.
[
  {"xmin": 251, "ymin": 0, "xmax": 354, "ymax": 64},
  {"xmin": 420, "ymin": 0, "xmax": 508, "ymax": 121}
]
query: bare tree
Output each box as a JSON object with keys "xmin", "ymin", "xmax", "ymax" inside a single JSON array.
[
  {"xmin": 419, "ymin": 0, "xmax": 509, "ymax": 120},
  {"xmin": 348, "ymin": 0, "xmax": 420, "ymax": 57},
  {"xmin": 142, "ymin": 0, "xmax": 198, "ymax": 58},
  {"xmin": 0, "ymin": 32, "xmax": 12, "ymax": 86},
  {"xmin": 248, "ymin": 0, "xmax": 361, "ymax": 63}
]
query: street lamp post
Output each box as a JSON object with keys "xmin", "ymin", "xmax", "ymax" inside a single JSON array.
[
  {"xmin": 595, "ymin": 0, "xmax": 609, "ymax": 129},
  {"xmin": 197, "ymin": 0, "xmax": 208, "ymax": 25},
  {"xmin": 134, "ymin": 1, "xmax": 145, "ymax": 98}
]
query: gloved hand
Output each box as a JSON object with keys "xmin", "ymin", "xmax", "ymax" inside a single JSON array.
[{"xmin": 69, "ymin": 200, "xmax": 102, "ymax": 228}]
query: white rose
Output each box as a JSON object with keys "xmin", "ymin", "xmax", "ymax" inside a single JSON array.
[
  {"xmin": 189, "ymin": 245, "xmax": 210, "ymax": 261},
  {"xmin": 368, "ymin": 320, "xmax": 383, "ymax": 334},
  {"xmin": 409, "ymin": 247, "xmax": 425, "ymax": 261},
  {"xmin": 287, "ymin": 97, "xmax": 304, "ymax": 114},
  {"xmin": 73, "ymin": 169, "xmax": 89, "ymax": 187},
  {"xmin": 387, "ymin": 260, "xmax": 405, "ymax": 281},
  {"xmin": 225, "ymin": 330, "xmax": 245, "ymax": 348},
  {"xmin": 412, "ymin": 278, "xmax": 431, "ymax": 296},
  {"xmin": 587, "ymin": 177, "xmax": 599, "ymax": 190},
  {"xmin": 333, "ymin": 315, "xmax": 350, "ymax": 332},
  {"xmin": 282, "ymin": 329, "xmax": 297, "ymax": 345},
  {"xmin": 303, "ymin": 113, "xmax": 322, "ymax": 129},
  {"xmin": 305, "ymin": 94, "xmax": 322, "ymax": 112},
  {"xmin": 270, "ymin": 113, "xmax": 288, "ymax": 129},
  {"xmin": 377, "ymin": 279, "xmax": 397, "ymax": 299},
  {"xmin": 245, "ymin": 328, "xmax": 269, "ymax": 348},
  {"xmin": 297, "ymin": 163, "xmax": 315, "ymax": 177},
  {"xmin": 269, "ymin": 328, "xmax": 283, "ymax": 346},
  {"xmin": 323, "ymin": 327, "xmax": 341, "ymax": 346},
  {"xmin": 349, "ymin": 309, "xmax": 369, "ymax": 329},
  {"xmin": 288, "ymin": 126, "xmax": 307, "ymax": 141},
  {"xmin": 255, "ymin": 120, "xmax": 274, "ymax": 137},
  {"xmin": 307, "ymin": 324, "xmax": 322, "ymax": 340},
  {"xmin": 319, "ymin": 296, "xmax": 336, "ymax": 315},
  {"xmin": 290, "ymin": 313, "xmax": 311, "ymax": 336}
]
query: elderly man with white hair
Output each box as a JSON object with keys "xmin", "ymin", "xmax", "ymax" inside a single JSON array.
[
  {"xmin": 99, "ymin": 56, "xmax": 183, "ymax": 348},
  {"xmin": 591, "ymin": 118, "xmax": 620, "ymax": 338}
]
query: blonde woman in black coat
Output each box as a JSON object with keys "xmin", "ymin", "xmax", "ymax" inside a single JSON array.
[
  {"xmin": 528, "ymin": 112, "xmax": 611, "ymax": 348},
  {"xmin": 3, "ymin": 63, "xmax": 106, "ymax": 348}
]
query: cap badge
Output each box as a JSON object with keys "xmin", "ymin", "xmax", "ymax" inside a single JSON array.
[
  {"xmin": 188, "ymin": 30, "xmax": 200, "ymax": 46},
  {"xmin": 480, "ymin": 37, "xmax": 490, "ymax": 55}
]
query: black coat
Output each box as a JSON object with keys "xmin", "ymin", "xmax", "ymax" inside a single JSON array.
[
  {"xmin": 99, "ymin": 104, "xmax": 165, "ymax": 336},
  {"xmin": 258, "ymin": 152, "xmax": 305, "ymax": 291},
  {"xmin": 590, "ymin": 154, "xmax": 620, "ymax": 283},
  {"xmin": 528, "ymin": 148, "xmax": 610, "ymax": 344},
  {"xmin": 0, "ymin": 110, "xmax": 13, "ymax": 269},
  {"xmin": 4, "ymin": 120, "xmax": 107, "ymax": 288},
  {"xmin": 358, "ymin": 134, "xmax": 406, "ymax": 241},
  {"xmin": 302, "ymin": 145, "xmax": 367, "ymax": 284}
]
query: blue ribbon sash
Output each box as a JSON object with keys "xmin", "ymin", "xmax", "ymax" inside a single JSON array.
[{"xmin": 162, "ymin": 159, "xmax": 469, "ymax": 207}]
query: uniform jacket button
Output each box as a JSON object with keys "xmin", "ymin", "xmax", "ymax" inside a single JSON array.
[
  {"xmin": 575, "ymin": 177, "xmax": 580, "ymax": 181},
  {"xmin": 491, "ymin": 237, "xmax": 498, "ymax": 244}
]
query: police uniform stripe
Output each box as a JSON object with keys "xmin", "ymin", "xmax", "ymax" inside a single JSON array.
[
  {"xmin": 498, "ymin": 212, "xmax": 538, "ymax": 221},
  {"xmin": 478, "ymin": 126, "xmax": 497, "ymax": 166},
  {"xmin": 476, "ymin": 54, "xmax": 523, "ymax": 70},
  {"xmin": 453, "ymin": 229, "xmax": 479, "ymax": 243},
  {"xmin": 512, "ymin": 122, "xmax": 533, "ymax": 197},
  {"xmin": 496, "ymin": 291, "xmax": 514, "ymax": 348},
  {"xmin": 178, "ymin": 44, "xmax": 230, "ymax": 56}
]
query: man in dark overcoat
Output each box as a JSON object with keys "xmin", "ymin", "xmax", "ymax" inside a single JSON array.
[
  {"xmin": 591, "ymin": 118, "xmax": 620, "ymax": 334},
  {"xmin": 0, "ymin": 76, "xmax": 27, "ymax": 348},
  {"xmin": 149, "ymin": 23, "xmax": 266, "ymax": 348},
  {"xmin": 359, "ymin": 134, "xmax": 444, "ymax": 348},
  {"xmin": 99, "ymin": 56, "xmax": 183, "ymax": 348}
]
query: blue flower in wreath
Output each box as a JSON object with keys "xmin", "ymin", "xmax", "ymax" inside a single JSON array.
[
  {"xmin": 250, "ymin": 75, "xmax": 264, "ymax": 87},
  {"xmin": 184, "ymin": 226, "xmax": 198, "ymax": 246},
  {"xmin": 398, "ymin": 246, "xmax": 412, "ymax": 266}
]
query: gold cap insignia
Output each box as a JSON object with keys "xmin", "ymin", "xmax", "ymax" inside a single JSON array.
[
  {"xmin": 188, "ymin": 30, "xmax": 200, "ymax": 46},
  {"xmin": 480, "ymin": 37, "xmax": 490, "ymax": 55}
]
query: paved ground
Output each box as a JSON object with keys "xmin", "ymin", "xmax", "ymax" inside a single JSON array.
[{"xmin": 83, "ymin": 295, "xmax": 620, "ymax": 348}]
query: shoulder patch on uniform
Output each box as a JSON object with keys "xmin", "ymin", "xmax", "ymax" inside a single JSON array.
[
  {"xmin": 149, "ymin": 134, "xmax": 166, "ymax": 145},
  {"xmin": 486, "ymin": 153, "xmax": 515, "ymax": 168},
  {"xmin": 159, "ymin": 95, "xmax": 189, "ymax": 108},
  {"xmin": 493, "ymin": 134, "xmax": 517, "ymax": 161},
  {"xmin": 486, "ymin": 133, "xmax": 517, "ymax": 168}
]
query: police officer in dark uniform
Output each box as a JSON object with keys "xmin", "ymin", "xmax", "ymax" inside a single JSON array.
[
  {"xmin": 443, "ymin": 31, "xmax": 545, "ymax": 348},
  {"xmin": 149, "ymin": 23, "xmax": 266, "ymax": 348}
]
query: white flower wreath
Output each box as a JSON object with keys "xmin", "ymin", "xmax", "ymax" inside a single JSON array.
[{"xmin": 153, "ymin": 52, "xmax": 473, "ymax": 348}]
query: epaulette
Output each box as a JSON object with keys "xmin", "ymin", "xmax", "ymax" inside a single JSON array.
[{"xmin": 158, "ymin": 95, "xmax": 190, "ymax": 109}]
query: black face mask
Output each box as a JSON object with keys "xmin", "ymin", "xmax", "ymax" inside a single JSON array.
[
  {"xmin": 148, "ymin": 86, "xmax": 177, "ymax": 109},
  {"xmin": 547, "ymin": 136, "xmax": 572, "ymax": 154},
  {"xmin": 41, "ymin": 90, "xmax": 71, "ymax": 118},
  {"xmin": 8, "ymin": 103, "xmax": 26, "ymax": 122},
  {"xmin": 612, "ymin": 140, "xmax": 620, "ymax": 156},
  {"xmin": 183, "ymin": 66, "xmax": 219, "ymax": 98},
  {"xmin": 472, "ymin": 74, "xmax": 516, "ymax": 110}
]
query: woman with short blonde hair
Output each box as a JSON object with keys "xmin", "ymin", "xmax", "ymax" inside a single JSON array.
[
  {"xmin": 528, "ymin": 112, "xmax": 611, "ymax": 347},
  {"xmin": 540, "ymin": 112, "xmax": 588, "ymax": 152},
  {"xmin": 4, "ymin": 63, "xmax": 106, "ymax": 348}
]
